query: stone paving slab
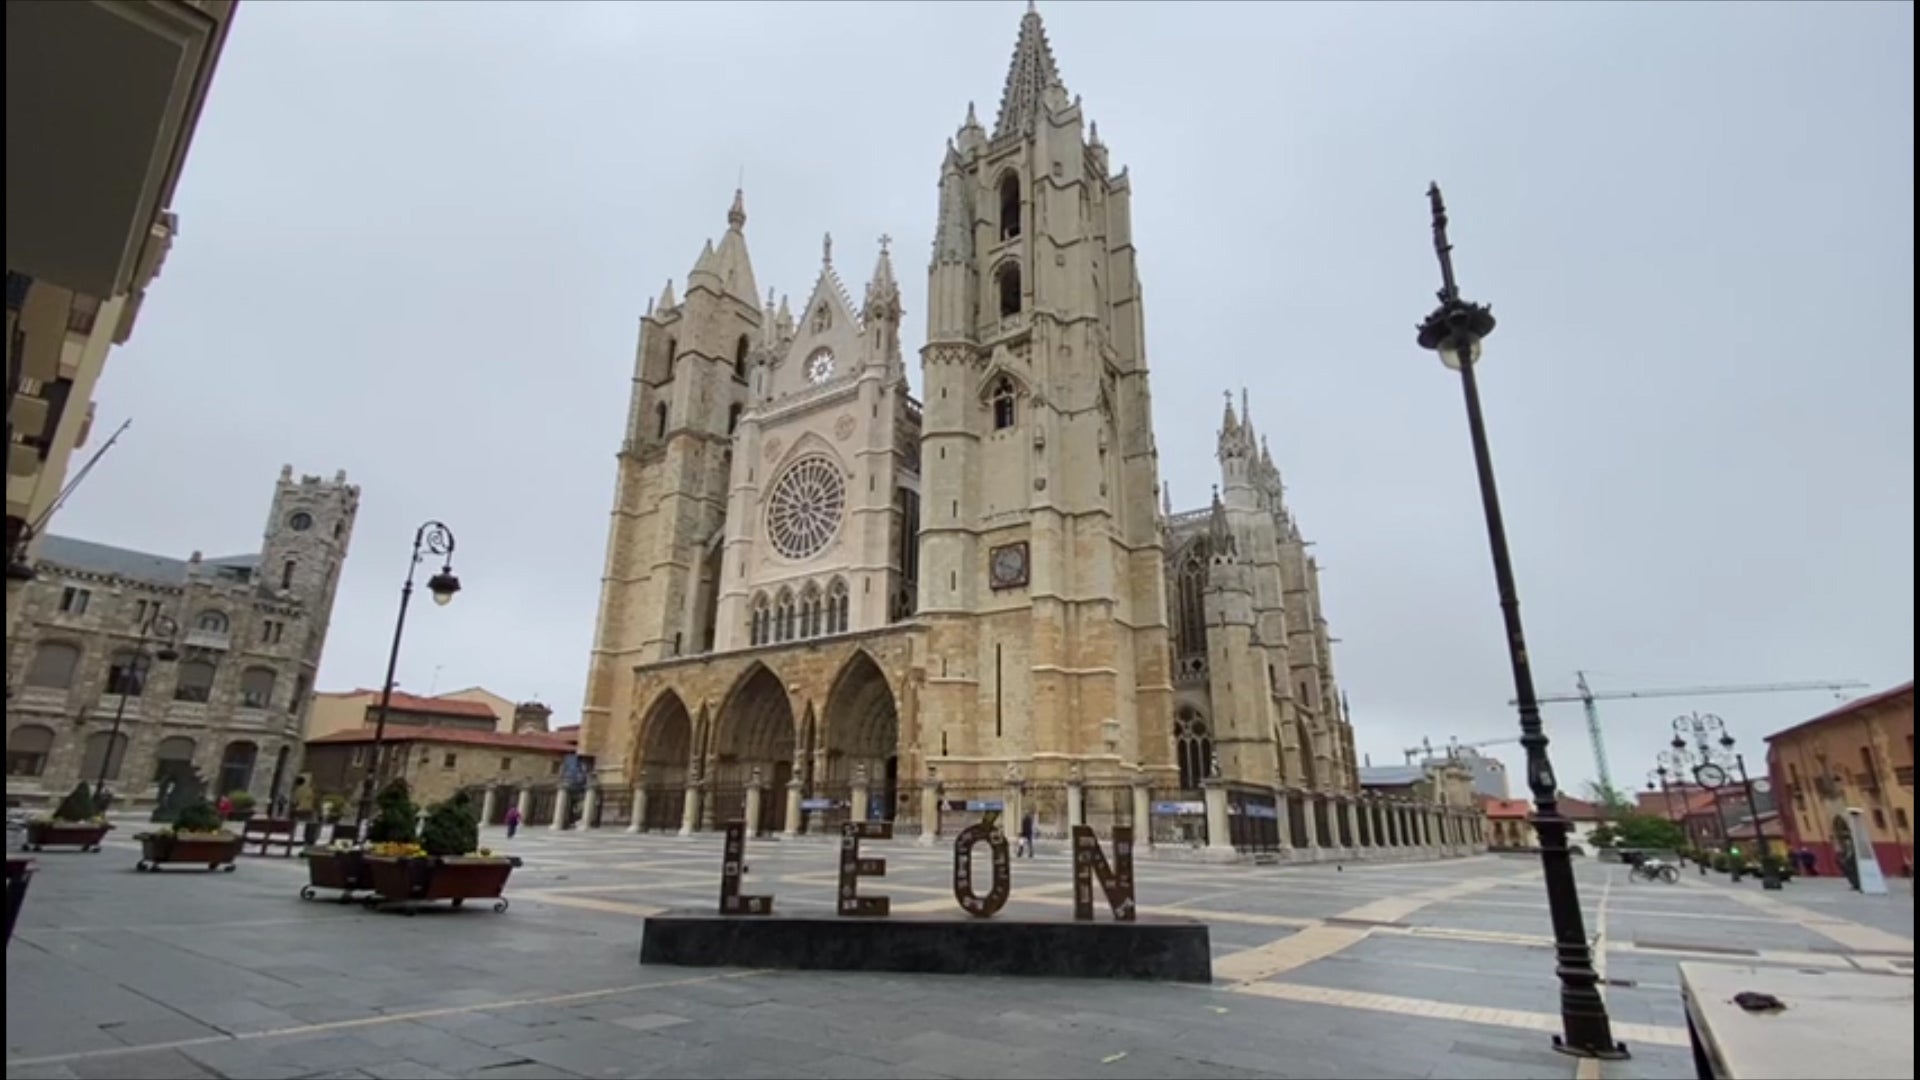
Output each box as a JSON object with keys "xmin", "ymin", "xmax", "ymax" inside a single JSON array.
[{"xmin": 8, "ymin": 829, "xmax": 1910, "ymax": 1080}]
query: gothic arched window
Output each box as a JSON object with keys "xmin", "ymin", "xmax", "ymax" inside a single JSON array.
[
  {"xmin": 996, "ymin": 261, "xmax": 1022, "ymax": 319},
  {"xmin": 1172, "ymin": 540, "xmax": 1210, "ymax": 679},
  {"xmin": 991, "ymin": 377, "xmax": 1017, "ymax": 431},
  {"xmin": 749, "ymin": 593, "xmax": 769, "ymax": 646},
  {"xmin": 998, "ymin": 170, "xmax": 1022, "ymax": 241},
  {"xmin": 775, "ymin": 588, "xmax": 795, "ymax": 643},
  {"xmin": 800, "ymin": 583, "xmax": 822, "ymax": 640},
  {"xmin": 1175, "ymin": 708, "xmax": 1213, "ymax": 792},
  {"xmin": 655, "ymin": 402, "xmax": 669, "ymax": 440},
  {"xmin": 827, "ymin": 578, "xmax": 850, "ymax": 634},
  {"xmin": 734, "ymin": 334, "xmax": 751, "ymax": 380}
]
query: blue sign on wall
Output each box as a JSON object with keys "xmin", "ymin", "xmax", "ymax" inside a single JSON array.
[
  {"xmin": 800, "ymin": 798, "xmax": 839, "ymax": 811},
  {"xmin": 1152, "ymin": 801, "xmax": 1205, "ymax": 816}
]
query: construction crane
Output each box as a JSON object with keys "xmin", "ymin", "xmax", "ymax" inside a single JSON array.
[
  {"xmin": 1403, "ymin": 734, "xmax": 1522, "ymax": 764},
  {"xmin": 1515, "ymin": 672, "xmax": 1871, "ymax": 800}
]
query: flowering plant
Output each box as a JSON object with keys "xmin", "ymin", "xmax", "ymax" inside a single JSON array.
[{"xmin": 368, "ymin": 841, "xmax": 426, "ymax": 859}]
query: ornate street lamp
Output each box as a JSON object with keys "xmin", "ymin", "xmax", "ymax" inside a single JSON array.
[
  {"xmin": 94, "ymin": 611, "xmax": 180, "ymax": 804},
  {"xmin": 353, "ymin": 521, "xmax": 461, "ymax": 833},
  {"xmin": 1415, "ymin": 183, "xmax": 1624, "ymax": 1060},
  {"xmin": 1673, "ymin": 714, "xmax": 1780, "ymax": 891}
]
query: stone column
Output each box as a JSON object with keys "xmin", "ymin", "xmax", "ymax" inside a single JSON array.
[
  {"xmin": 919, "ymin": 775, "xmax": 941, "ymax": 846},
  {"xmin": 744, "ymin": 780, "xmax": 764, "ymax": 838},
  {"xmin": 480, "ymin": 787, "xmax": 498, "ymax": 829},
  {"xmin": 1343, "ymin": 797, "xmax": 1362, "ymax": 857},
  {"xmin": 1300, "ymin": 792, "xmax": 1321, "ymax": 859},
  {"xmin": 627, "ymin": 783, "xmax": 646, "ymax": 834},
  {"xmin": 581, "ymin": 784, "xmax": 601, "ymax": 831},
  {"xmin": 1131, "ymin": 774, "xmax": 1153, "ymax": 849},
  {"xmin": 1202, "ymin": 778, "xmax": 1233, "ymax": 856},
  {"xmin": 678, "ymin": 780, "xmax": 701, "ymax": 837},
  {"xmin": 1004, "ymin": 781, "xmax": 1024, "ymax": 840},
  {"xmin": 515, "ymin": 787, "xmax": 533, "ymax": 827},
  {"xmin": 851, "ymin": 764, "xmax": 871, "ymax": 825},
  {"xmin": 550, "ymin": 786, "xmax": 572, "ymax": 832},
  {"xmin": 783, "ymin": 778, "xmax": 803, "ymax": 838},
  {"xmin": 1067, "ymin": 778, "xmax": 1085, "ymax": 831},
  {"xmin": 1273, "ymin": 787, "xmax": 1294, "ymax": 856}
]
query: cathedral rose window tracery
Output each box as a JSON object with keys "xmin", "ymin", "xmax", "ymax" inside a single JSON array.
[{"xmin": 766, "ymin": 455, "xmax": 847, "ymax": 561}]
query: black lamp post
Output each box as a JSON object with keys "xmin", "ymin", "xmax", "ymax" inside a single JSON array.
[
  {"xmin": 1415, "ymin": 183, "xmax": 1624, "ymax": 1060},
  {"xmin": 1725, "ymin": 741, "xmax": 1781, "ymax": 891},
  {"xmin": 353, "ymin": 521, "xmax": 461, "ymax": 835},
  {"xmin": 1671, "ymin": 712, "xmax": 1740, "ymax": 860},
  {"xmin": 94, "ymin": 611, "xmax": 180, "ymax": 804}
]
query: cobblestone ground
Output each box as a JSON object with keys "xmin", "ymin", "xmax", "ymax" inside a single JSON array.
[{"xmin": 7, "ymin": 823, "xmax": 1912, "ymax": 1080}]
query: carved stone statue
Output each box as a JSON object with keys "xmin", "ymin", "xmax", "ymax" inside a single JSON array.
[{"xmin": 1067, "ymin": 762, "xmax": 1084, "ymax": 785}]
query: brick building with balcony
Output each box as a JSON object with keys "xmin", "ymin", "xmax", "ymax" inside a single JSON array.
[
  {"xmin": 4, "ymin": 466, "xmax": 355, "ymax": 809},
  {"xmin": 1767, "ymin": 681, "xmax": 1915, "ymax": 878}
]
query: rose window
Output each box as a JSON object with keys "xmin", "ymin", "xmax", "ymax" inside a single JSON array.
[{"xmin": 766, "ymin": 456, "xmax": 846, "ymax": 560}]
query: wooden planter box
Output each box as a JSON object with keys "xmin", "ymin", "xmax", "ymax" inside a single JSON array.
[
  {"xmin": 6, "ymin": 858, "xmax": 35, "ymax": 946},
  {"xmin": 135, "ymin": 833, "xmax": 243, "ymax": 872},
  {"xmin": 23, "ymin": 821, "xmax": 111, "ymax": 852},
  {"xmin": 363, "ymin": 855, "xmax": 521, "ymax": 913},
  {"xmin": 300, "ymin": 848, "xmax": 371, "ymax": 902}
]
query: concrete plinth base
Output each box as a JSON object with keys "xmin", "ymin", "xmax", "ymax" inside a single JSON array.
[{"xmin": 640, "ymin": 911, "xmax": 1212, "ymax": 983}]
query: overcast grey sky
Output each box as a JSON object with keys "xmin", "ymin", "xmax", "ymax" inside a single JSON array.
[{"xmin": 54, "ymin": 0, "xmax": 1912, "ymax": 793}]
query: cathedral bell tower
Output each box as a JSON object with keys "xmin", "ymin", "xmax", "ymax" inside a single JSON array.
[
  {"xmin": 581, "ymin": 192, "xmax": 762, "ymax": 734},
  {"xmin": 916, "ymin": 5, "xmax": 1172, "ymax": 784}
]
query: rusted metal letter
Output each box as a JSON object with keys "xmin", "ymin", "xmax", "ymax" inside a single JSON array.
[
  {"xmin": 953, "ymin": 810, "xmax": 1011, "ymax": 918},
  {"xmin": 1071, "ymin": 825, "xmax": 1136, "ymax": 922},
  {"xmin": 718, "ymin": 820, "xmax": 773, "ymax": 915},
  {"xmin": 838, "ymin": 820, "xmax": 892, "ymax": 917}
]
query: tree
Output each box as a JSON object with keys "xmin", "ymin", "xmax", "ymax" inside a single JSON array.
[
  {"xmin": 53, "ymin": 783, "xmax": 98, "ymax": 823},
  {"xmin": 368, "ymin": 779, "xmax": 418, "ymax": 844},
  {"xmin": 1590, "ymin": 811, "xmax": 1684, "ymax": 852}
]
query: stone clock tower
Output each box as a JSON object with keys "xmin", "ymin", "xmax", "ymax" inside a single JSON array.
[{"xmin": 915, "ymin": 5, "xmax": 1173, "ymax": 784}]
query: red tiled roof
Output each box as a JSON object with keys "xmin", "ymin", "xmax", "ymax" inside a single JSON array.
[
  {"xmin": 307, "ymin": 725, "xmax": 575, "ymax": 753},
  {"xmin": 363, "ymin": 690, "xmax": 498, "ymax": 721},
  {"xmin": 1766, "ymin": 681, "xmax": 1914, "ymax": 744},
  {"xmin": 1479, "ymin": 797, "xmax": 1531, "ymax": 819}
]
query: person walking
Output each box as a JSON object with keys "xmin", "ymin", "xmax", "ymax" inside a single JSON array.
[
  {"xmin": 1018, "ymin": 810, "xmax": 1036, "ymax": 858},
  {"xmin": 505, "ymin": 803, "xmax": 522, "ymax": 839}
]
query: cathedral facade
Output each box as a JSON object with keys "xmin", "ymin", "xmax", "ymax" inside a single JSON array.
[{"xmin": 577, "ymin": 8, "xmax": 1394, "ymax": 851}]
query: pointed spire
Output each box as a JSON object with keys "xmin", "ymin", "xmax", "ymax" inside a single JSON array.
[
  {"xmin": 994, "ymin": 2, "xmax": 1066, "ymax": 138},
  {"xmin": 658, "ymin": 278, "xmax": 677, "ymax": 310},
  {"xmin": 965, "ymin": 101, "xmax": 980, "ymax": 129},
  {"xmin": 1208, "ymin": 485, "xmax": 1236, "ymax": 556},
  {"xmin": 1161, "ymin": 481, "xmax": 1172, "ymax": 517},
  {"xmin": 868, "ymin": 234, "xmax": 898, "ymax": 293},
  {"xmin": 1220, "ymin": 389, "xmax": 1239, "ymax": 435},
  {"xmin": 822, "ymin": 232, "xmax": 834, "ymax": 267},
  {"xmin": 727, "ymin": 188, "xmax": 746, "ymax": 231}
]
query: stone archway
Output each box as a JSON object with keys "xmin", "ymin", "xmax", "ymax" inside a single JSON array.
[
  {"xmin": 712, "ymin": 663, "xmax": 796, "ymax": 832},
  {"xmin": 820, "ymin": 651, "xmax": 899, "ymax": 822},
  {"xmin": 636, "ymin": 691, "xmax": 693, "ymax": 831}
]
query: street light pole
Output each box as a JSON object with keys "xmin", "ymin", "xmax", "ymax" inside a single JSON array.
[
  {"xmin": 1414, "ymin": 184, "xmax": 1624, "ymax": 1060},
  {"xmin": 353, "ymin": 521, "xmax": 462, "ymax": 834},
  {"xmin": 1731, "ymin": 751, "xmax": 1782, "ymax": 890},
  {"xmin": 94, "ymin": 611, "xmax": 178, "ymax": 805}
]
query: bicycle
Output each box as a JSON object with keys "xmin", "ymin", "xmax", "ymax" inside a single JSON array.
[{"xmin": 1629, "ymin": 860, "xmax": 1680, "ymax": 884}]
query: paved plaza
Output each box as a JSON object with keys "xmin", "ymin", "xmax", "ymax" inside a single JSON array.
[{"xmin": 7, "ymin": 824, "xmax": 1913, "ymax": 1080}]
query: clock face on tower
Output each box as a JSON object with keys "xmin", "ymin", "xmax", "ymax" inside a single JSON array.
[
  {"xmin": 806, "ymin": 347, "xmax": 836, "ymax": 385},
  {"xmin": 989, "ymin": 541, "xmax": 1030, "ymax": 590}
]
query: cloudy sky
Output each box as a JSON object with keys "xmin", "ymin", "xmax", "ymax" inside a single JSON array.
[{"xmin": 55, "ymin": 0, "xmax": 1912, "ymax": 794}]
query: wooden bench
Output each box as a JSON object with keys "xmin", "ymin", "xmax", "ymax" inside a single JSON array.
[
  {"xmin": 241, "ymin": 817, "xmax": 298, "ymax": 857},
  {"xmin": 1679, "ymin": 961, "xmax": 1913, "ymax": 1078}
]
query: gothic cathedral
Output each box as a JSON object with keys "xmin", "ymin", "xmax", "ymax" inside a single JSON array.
[{"xmin": 579, "ymin": 6, "xmax": 1357, "ymax": 839}]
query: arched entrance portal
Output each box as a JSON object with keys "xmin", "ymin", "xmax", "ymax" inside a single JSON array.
[
  {"xmin": 637, "ymin": 692, "xmax": 693, "ymax": 831},
  {"xmin": 713, "ymin": 665, "xmax": 795, "ymax": 833},
  {"xmin": 818, "ymin": 651, "xmax": 899, "ymax": 825}
]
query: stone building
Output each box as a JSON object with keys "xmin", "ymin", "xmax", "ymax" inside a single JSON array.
[
  {"xmin": 305, "ymin": 685, "xmax": 525, "ymax": 738},
  {"xmin": 303, "ymin": 726, "xmax": 575, "ymax": 820},
  {"xmin": 576, "ymin": 7, "xmax": 1481, "ymax": 858},
  {"xmin": 4, "ymin": 465, "xmax": 355, "ymax": 808},
  {"xmin": 1767, "ymin": 681, "xmax": 1914, "ymax": 878}
]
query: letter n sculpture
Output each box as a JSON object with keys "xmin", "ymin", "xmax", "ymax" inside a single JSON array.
[
  {"xmin": 1072, "ymin": 825, "xmax": 1136, "ymax": 922},
  {"xmin": 838, "ymin": 821, "xmax": 891, "ymax": 917},
  {"xmin": 718, "ymin": 821, "xmax": 772, "ymax": 915},
  {"xmin": 953, "ymin": 810, "xmax": 1011, "ymax": 917}
]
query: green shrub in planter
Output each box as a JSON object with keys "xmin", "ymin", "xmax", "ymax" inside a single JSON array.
[
  {"xmin": 368, "ymin": 780, "xmax": 418, "ymax": 844},
  {"xmin": 53, "ymin": 783, "xmax": 98, "ymax": 823},
  {"xmin": 226, "ymin": 790, "xmax": 256, "ymax": 817},
  {"xmin": 173, "ymin": 800, "xmax": 224, "ymax": 835},
  {"xmin": 420, "ymin": 791, "xmax": 481, "ymax": 858}
]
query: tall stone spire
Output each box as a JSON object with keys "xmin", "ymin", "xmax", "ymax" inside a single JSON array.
[{"xmin": 994, "ymin": 2, "xmax": 1066, "ymax": 138}]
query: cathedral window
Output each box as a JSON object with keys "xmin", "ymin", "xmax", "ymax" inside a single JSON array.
[
  {"xmin": 1175, "ymin": 709, "xmax": 1212, "ymax": 792},
  {"xmin": 1172, "ymin": 541, "xmax": 1209, "ymax": 679},
  {"xmin": 800, "ymin": 583, "xmax": 822, "ymax": 640},
  {"xmin": 996, "ymin": 261, "xmax": 1022, "ymax": 319},
  {"xmin": 195, "ymin": 609, "xmax": 229, "ymax": 634},
  {"xmin": 998, "ymin": 171, "xmax": 1022, "ymax": 241},
  {"xmin": 991, "ymin": 377, "xmax": 1017, "ymax": 431},
  {"xmin": 734, "ymin": 334, "xmax": 751, "ymax": 381},
  {"xmin": 775, "ymin": 588, "xmax": 795, "ymax": 643},
  {"xmin": 750, "ymin": 593, "xmax": 770, "ymax": 646},
  {"xmin": 828, "ymin": 578, "xmax": 850, "ymax": 634},
  {"xmin": 766, "ymin": 456, "xmax": 847, "ymax": 561},
  {"xmin": 281, "ymin": 561, "xmax": 296, "ymax": 591}
]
